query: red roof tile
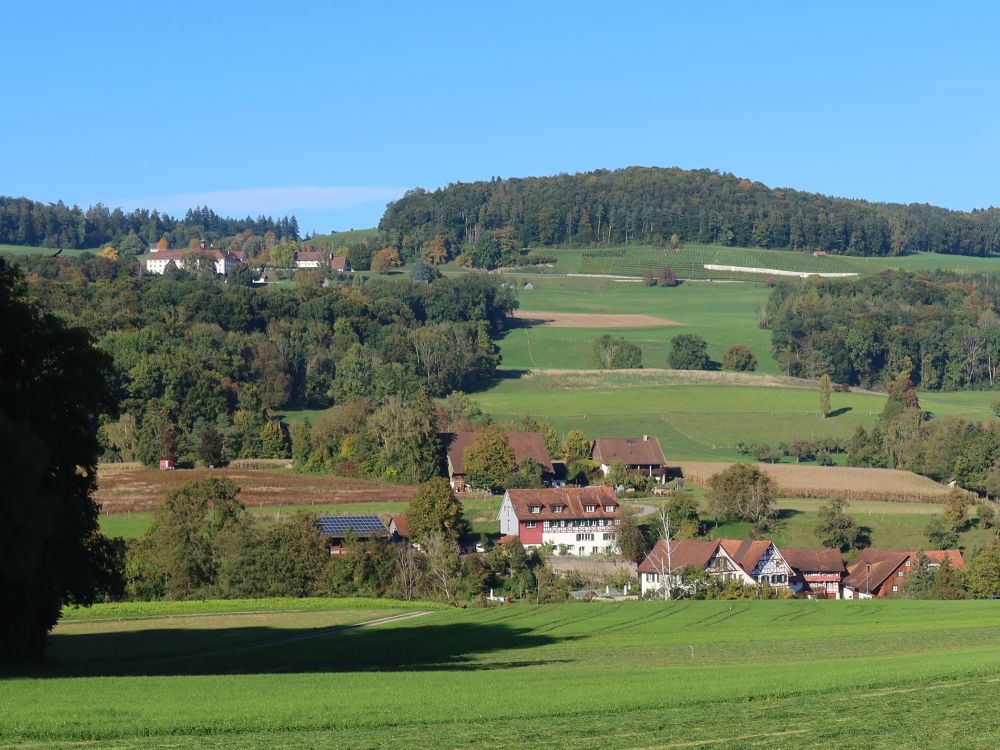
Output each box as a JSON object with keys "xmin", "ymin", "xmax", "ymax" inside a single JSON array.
[
  {"xmin": 504, "ymin": 486, "xmax": 619, "ymax": 521},
  {"xmin": 781, "ymin": 548, "xmax": 846, "ymax": 574},
  {"xmin": 638, "ymin": 539, "xmax": 720, "ymax": 574},
  {"xmin": 590, "ymin": 437, "xmax": 666, "ymax": 466},
  {"xmin": 443, "ymin": 431, "xmax": 554, "ymax": 476}
]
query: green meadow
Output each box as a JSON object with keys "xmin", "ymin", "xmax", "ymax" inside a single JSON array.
[
  {"xmin": 0, "ymin": 243, "xmax": 91, "ymax": 257},
  {"xmin": 4, "ymin": 598, "xmax": 1000, "ymax": 748}
]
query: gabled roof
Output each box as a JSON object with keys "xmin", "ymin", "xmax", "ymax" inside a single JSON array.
[
  {"xmin": 296, "ymin": 250, "xmax": 322, "ymax": 262},
  {"xmin": 781, "ymin": 548, "xmax": 846, "ymax": 574},
  {"xmin": 147, "ymin": 249, "xmax": 237, "ymax": 261},
  {"xmin": 331, "ymin": 255, "xmax": 350, "ymax": 271},
  {"xmin": 315, "ymin": 515, "xmax": 389, "ymax": 539},
  {"xmin": 921, "ymin": 549, "xmax": 965, "ymax": 570},
  {"xmin": 590, "ymin": 437, "xmax": 666, "ymax": 466},
  {"xmin": 442, "ymin": 431, "xmax": 554, "ymax": 476},
  {"xmin": 504, "ymin": 486, "xmax": 619, "ymax": 521},
  {"xmin": 389, "ymin": 514, "xmax": 409, "ymax": 538},
  {"xmin": 637, "ymin": 539, "xmax": 719, "ymax": 574},
  {"xmin": 719, "ymin": 539, "xmax": 774, "ymax": 575},
  {"xmin": 842, "ymin": 548, "xmax": 908, "ymax": 592}
]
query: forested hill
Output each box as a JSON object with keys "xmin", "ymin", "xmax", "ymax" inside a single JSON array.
[
  {"xmin": 0, "ymin": 196, "xmax": 300, "ymax": 250},
  {"xmin": 378, "ymin": 167, "xmax": 1000, "ymax": 257}
]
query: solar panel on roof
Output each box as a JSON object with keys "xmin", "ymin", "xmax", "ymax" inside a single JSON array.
[{"xmin": 315, "ymin": 515, "xmax": 388, "ymax": 537}]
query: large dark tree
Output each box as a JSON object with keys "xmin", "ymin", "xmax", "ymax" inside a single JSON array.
[{"xmin": 0, "ymin": 259, "xmax": 115, "ymax": 660}]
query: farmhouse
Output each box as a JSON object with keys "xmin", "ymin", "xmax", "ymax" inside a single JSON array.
[
  {"xmin": 441, "ymin": 431, "xmax": 555, "ymax": 491},
  {"xmin": 293, "ymin": 250, "xmax": 323, "ymax": 268},
  {"xmin": 497, "ymin": 486, "xmax": 620, "ymax": 555},
  {"xmin": 144, "ymin": 249, "xmax": 240, "ymax": 276},
  {"xmin": 782, "ymin": 547, "xmax": 846, "ymax": 599},
  {"xmin": 388, "ymin": 514, "xmax": 409, "ymax": 543},
  {"xmin": 331, "ymin": 255, "xmax": 351, "ymax": 272},
  {"xmin": 590, "ymin": 436, "xmax": 667, "ymax": 483},
  {"xmin": 315, "ymin": 515, "xmax": 389, "ymax": 555},
  {"xmin": 638, "ymin": 538, "xmax": 794, "ymax": 596},
  {"xmin": 842, "ymin": 548, "xmax": 965, "ymax": 599}
]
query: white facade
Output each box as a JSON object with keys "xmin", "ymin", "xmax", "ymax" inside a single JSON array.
[
  {"xmin": 497, "ymin": 492, "xmax": 620, "ymax": 557},
  {"xmin": 145, "ymin": 253, "xmax": 237, "ymax": 276},
  {"xmin": 294, "ymin": 259, "xmax": 321, "ymax": 269},
  {"xmin": 639, "ymin": 545, "xmax": 755, "ymax": 597}
]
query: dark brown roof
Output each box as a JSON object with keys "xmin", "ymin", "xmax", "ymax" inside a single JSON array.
[
  {"xmin": 591, "ymin": 437, "xmax": 666, "ymax": 466},
  {"xmin": 638, "ymin": 539, "xmax": 719, "ymax": 574},
  {"xmin": 505, "ymin": 486, "xmax": 619, "ymax": 521},
  {"xmin": 719, "ymin": 539, "xmax": 773, "ymax": 575},
  {"xmin": 443, "ymin": 431, "xmax": 554, "ymax": 476},
  {"xmin": 781, "ymin": 548, "xmax": 846, "ymax": 574},
  {"xmin": 296, "ymin": 250, "xmax": 322, "ymax": 262},
  {"xmin": 843, "ymin": 548, "xmax": 908, "ymax": 592}
]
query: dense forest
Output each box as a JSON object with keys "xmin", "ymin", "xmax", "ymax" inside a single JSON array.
[
  {"xmin": 0, "ymin": 195, "xmax": 300, "ymax": 250},
  {"xmin": 12, "ymin": 254, "xmax": 514, "ymax": 481},
  {"xmin": 378, "ymin": 167, "xmax": 1000, "ymax": 261},
  {"xmin": 768, "ymin": 270, "xmax": 1000, "ymax": 390}
]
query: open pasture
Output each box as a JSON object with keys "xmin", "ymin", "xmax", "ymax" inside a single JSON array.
[
  {"xmin": 474, "ymin": 370, "xmax": 998, "ymax": 462},
  {"xmin": 511, "ymin": 309, "xmax": 682, "ymax": 327},
  {"xmin": 5, "ymin": 599, "xmax": 1000, "ymax": 748},
  {"xmin": 502, "ymin": 276, "xmax": 776, "ymax": 372}
]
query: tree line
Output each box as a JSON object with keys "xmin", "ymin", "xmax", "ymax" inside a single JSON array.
[
  {"xmin": 0, "ymin": 195, "xmax": 300, "ymax": 250},
  {"xmin": 377, "ymin": 167, "xmax": 1000, "ymax": 263},
  {"xmin": 11, "ymin": 254, "xmax": 514, "ymax": 473},
  {"xmin": 768, "ymin": 270, "xmax": 1000, "ymax": 390}
]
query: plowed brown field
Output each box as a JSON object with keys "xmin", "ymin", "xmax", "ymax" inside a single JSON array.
[{"xmin": 95, "ymin": 467, "xmax": 416, "ymax": 513}]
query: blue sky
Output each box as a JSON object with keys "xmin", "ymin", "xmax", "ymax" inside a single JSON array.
[{"xmin": 3, "ymin": 2, "xmax": 999, "ymax": 234}]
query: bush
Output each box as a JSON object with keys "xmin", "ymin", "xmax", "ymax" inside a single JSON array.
[
  {"xmin": 668, "ymin": 334, "xmax": 711, "ymax": 370},
  {"xmin": 721, "ymin": 344, "xmax": 758, "ymax": 372}
]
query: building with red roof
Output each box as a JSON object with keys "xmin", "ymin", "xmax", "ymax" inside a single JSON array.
[{"xmin": 498, "ymin": 486, "xmax": 620, "ymax": 555}]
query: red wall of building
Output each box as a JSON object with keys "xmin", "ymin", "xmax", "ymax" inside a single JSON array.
[{"xmin": 519, "ymin": 521, "xmax": 543, "ymax": 544}]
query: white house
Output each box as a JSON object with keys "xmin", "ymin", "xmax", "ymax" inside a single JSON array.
[
  {"xmin": 637, "ymin": 538, "xmax": 793, "ymax": 597},
  {"xmin": 497, "ymin": 486, "xmax": 620, "ymax": 556},
  {"xmin": 144, "ymin": 249, "xmax": 239, "ymax": 276}
]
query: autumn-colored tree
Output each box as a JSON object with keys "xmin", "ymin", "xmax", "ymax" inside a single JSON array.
[
  {"xmin": 371, "ymin": 248, "xmax": 402, "ymax": 273},
  {"xmin": 98, "ymin": 246, "xmax": 118, "ymax": 260},
  {"xmin": 562, "ymin": 429, "xmax": 591, "ymax": 462},
  {"xmin": 657, "ymin": 267, "xmax": 678, "ymax": 286},
  {"xmin": 464, "ymin": 425, "xmax": 516, "ymax": 492},
  {"xmin": 188, "ymin": 237, "xmax": 202, "ymax": 250},
  {"xmin": 943, "ymin": 489, "xmax": 969, "ymax": 532},
  {"xmin": 155, "ymin": 235, "xmax": 169, "ymax": 252},
  {"xmin": 819, "ymin": 373, "xmax": 832, "ymax": 417},
  {"xmin": 406, "ymin": 477, "xmax": 470, "ymax": 543},
  {"xmin": 421, "ymin": 235, "xmax": 450, "ymax": 265}
]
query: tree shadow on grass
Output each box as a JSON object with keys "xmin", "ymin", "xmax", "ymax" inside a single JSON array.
[
  {"xmin": 7, "ymin": 620, "xmax": 571, "ymax": 679},
  {"xmin": 826, "ymin": 406, "xmax": 853, "ymax": 418}
]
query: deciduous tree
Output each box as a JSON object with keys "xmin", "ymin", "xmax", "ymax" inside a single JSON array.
[{"xmin": 406, "ymin": 478, "xmax": 469, "ymax": 543}]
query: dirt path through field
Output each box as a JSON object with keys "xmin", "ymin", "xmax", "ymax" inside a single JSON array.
[{"xmin": 512, "ymin": 310, "xmax": 684, "ymax": 328}]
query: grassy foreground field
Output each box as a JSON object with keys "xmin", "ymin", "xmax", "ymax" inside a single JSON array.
[{"xmin": 4, "ymin": 598, "xmax": 1000, "ymax": 748}]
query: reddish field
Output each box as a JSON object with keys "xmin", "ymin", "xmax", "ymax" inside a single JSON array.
[{"xmin": 94, "ymin": 467, "xmax": 416, "ymax": 513}]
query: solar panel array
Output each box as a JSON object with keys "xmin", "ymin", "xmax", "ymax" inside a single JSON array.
[{"xmin": 316, "ymin": 515, "xmax": 389, "ymax": 537}]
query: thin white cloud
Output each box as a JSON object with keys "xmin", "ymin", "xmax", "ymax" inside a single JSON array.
[{"xmin": 118, "ymin": 186, "xmax": 408, "ymax": 216}]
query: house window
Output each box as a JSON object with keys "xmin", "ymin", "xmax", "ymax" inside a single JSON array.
[
  {"xmin": 553, "ymin": 505, "xmax": 564, "ymax": 513},
  {"xmin": 905, "ymin": 559, "xmax": 911, "ymax": 567},
  {"xmin": 530, "ymin": 505, "xmax": 541, "ymax": 514},
  {"xmin": 892, "ymin": 585, "xmax": 899, "ymax": 592},
  {"xmin": 897, "ymin": 571, "xmax": 904, "ymax": 577},
  {"xmin": 604, "ymin": 505, "xmax": 616, "ymax": 512},
  {"xmin": 525, "ymin": 521, "xmax": 536, "ymax": 529},
  {"xmin": 603, "ymin": 533, "xmax": 613, "ymax": 540},
  {"xmin": 575, "ymin": 533, "xmax": 594, "ymax": 542},
  {"xmin": 585, "ymin": 505, "xmax": 597, "ymax": 513},
  {"xmin": 543, "ymin": 521, "xmax": 550, "ymax": 528}
]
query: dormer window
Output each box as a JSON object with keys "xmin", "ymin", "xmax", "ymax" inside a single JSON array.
[
  {"xmin": 585, "ymin": 504, "xmax": 597, "ymax": 513},
  {"xmin": 530, "ymin": 505, "xmax": 542, "ymax": 514},
  {"xmin": 604, "ymin": 505, "xmax": 616, "ymax": 513},
  {"xmin": 552, "ymin": 504, "xmax": 565, "ymax": 514}
]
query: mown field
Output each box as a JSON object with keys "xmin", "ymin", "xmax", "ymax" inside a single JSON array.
[
  {"xmin": 499, "ymin": 275, "xmax": 778, "ymax": 372},
  {"xmin": 4, "ymin": 598, "xmax": 1000, "ymax": 748},
  {"xmin": 0, "ymin": 243, "xmax": 91, "ymax": 257},
  {"xmin": 473, "ymin": 370, "xmax": 997, "ymax": 462},
  {"xmin": 521, "ymin": 244, "xmax": 1000, "ymax": 278}
]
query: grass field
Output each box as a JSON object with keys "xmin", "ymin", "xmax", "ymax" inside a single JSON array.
[
  {"xmin": 0, "ymin": 243, "xmax": 92, "ymax": 257},
  {"xmin": 99, "ymin": 496, "xmax": 503, "ymax": 539},
  {"xmin": 473, "ymin": 370, "xmax": 997, "ymax": 462},
  {"xmin": 501, "ymin": 275, "xmax": 777, "ymax": 372},
  {"xmin": 525, "ymin": 244, "xmax": 1000, "ymax": 278},
  {"xmin": 5, "ymin": 598, "xmax": 1000, "ymax": 748}
]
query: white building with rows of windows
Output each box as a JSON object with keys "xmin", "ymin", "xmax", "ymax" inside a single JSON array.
[{"xmin": 497, "ymin": 486, "xmax": 621, "ymax": 556}]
